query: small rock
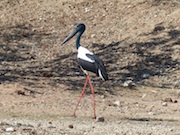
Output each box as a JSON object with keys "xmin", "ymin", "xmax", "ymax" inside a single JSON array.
[
  {"xmin": 163, "ymin": 98, "xmax": 173, "ymax": 102},
  {"xmin": 91, "ymin": 34, "xmax": 95, "ymax": 38},
  {"xmin": 142, "ymin": 94, "xmax": 147, "ymax": 98},
  {"xmin": 68, "ymin": 124, "xmax": 73, "ymax": 129},
  {"xmin": 148, "ymin": 112, "xmax": 155, "ymax": 115},
  {"xmin": 173, "ymin": 100, "xmax": 178, "ymax": 103},
  {"xmin": 96, "ymin": 116, "xmax": 105, "ymax": 122},
  {"xmin": 84, "ymin": 7, "xmax": 92, "ymax": 12},
  {"xmin": 100, "ymin": 95, "xmax": 105, "ymax": 99},
  {"xmin": 123, "ymin": 80, "xmax": 131, "ymax": 87},
  {"xmin": 151, "ymin": 90, "xmax": 157, "ymax": 93},
  {"xmin": 15, "ymin": 90, "xmax": 25, "ymax": 95},
  {"xmin": 123, "ymin": 80, "xmax": 135, "ymax": 88},
  {"xmin": 113, "ymin": 100, "xmax": 120, "ymax": 107},
  {"xmin": 162, "ymin": 98, "xmax": 178, "ymax": 103},
  {"xmin": 142, "ymin": 73, "xmax": 150, "ymax": 79},
  {"xmin": 5, "ymin": 127, "xmax": 15, "ymax": 132},
  {"xmin": 162, "ymin": 102, "xmax": 168, "ymax": 106}
]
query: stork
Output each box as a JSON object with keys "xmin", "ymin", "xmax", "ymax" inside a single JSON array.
[{"xmin": 61, "ymin": 24, "xmax": 108, "ymax": 119}]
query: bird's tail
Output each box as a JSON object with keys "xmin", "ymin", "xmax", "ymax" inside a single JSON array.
[{"xmin": 98, "ymin": 65, "xmax": 108, "ymax": 81}]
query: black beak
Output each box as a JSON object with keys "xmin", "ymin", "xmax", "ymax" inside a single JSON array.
[{"xmin": 61, "ymin": 28, "xmax": 79, "ymax": 45}]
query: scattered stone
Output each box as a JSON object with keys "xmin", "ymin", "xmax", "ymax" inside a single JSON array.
[
  {"xmin": 151, "ymin": 90, "xmax": 157, "ymax": 93},
  {"xmin": 173, "ymin": 100, "xmax": 178, "ymax": 103},
  {"xmin": 162, "ymin": 98, "xmax": 178, "ymax": 103},
  {"xmin": 15, "ymin": 90, "xmax": 25, "ymax": 95},
  {"xmin": 148, "ymin": 112, "xmax": 155, "ymax": 115},
  {"xmin": 163, "ymin": 98, "xmax": 173, "ymax": 102},
  {"xmin": 113, "ymin": 100, "xmax": 121, "ymax": 107},
  {"xmin": 141, "ymin": 94, "xmax": 147, "ymax": 98},
  {"xmin": 96, "ymin": 116, "xmax": 105, "ymax": 122},
  {"xmin": 85, "ymin": 7, "xmax": 92, "ymax": 12},
  {"xmin": 162, "ymin": 102, "xmax": 168, "ymax": 106},
  {"xmin": 142, "ymin": 73, "xmax": 150, "ymax": 79},
  {"xmin": 91, "ymin": 34, "xmax": 95, "ymax": 38},
  {"xmin": 123, "ymin": 80, "xmax": 135, "ymax": 88},
  {"xmin": 68, "ymin": 124, "xmax": 73, "ymax": 129},
  {"xmin": 100, "ymin": 95, "xmax": 105, "ymax": 99},
  {"xmin": 5, "ymin": 127, "xmax": 15, "ymax": 132}
]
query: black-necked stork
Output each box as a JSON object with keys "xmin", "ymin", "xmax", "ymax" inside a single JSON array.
[{"xmin": 61, "ymin": 23, "xmax": 108, "ymax": 119}]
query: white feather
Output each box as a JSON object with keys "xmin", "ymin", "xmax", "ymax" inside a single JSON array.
[
  {"xmin": 98, "ymin": 69, "xmax": 105, "ymax": 81},
  {"xmin": 77, "ymin": 46, "xmax": 94, "ymax": 62}
]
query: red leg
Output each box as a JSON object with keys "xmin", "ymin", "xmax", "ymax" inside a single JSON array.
[
  {"xmin": 73, "ymin": 76, "xmax": 89, "ymax": 117},
  {"xmin": 87, "ymin": 75, "xmax": 96, "ymax": 119}
]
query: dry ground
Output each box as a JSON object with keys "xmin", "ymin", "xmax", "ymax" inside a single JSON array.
[{"xmin": 0, "ymin": 0, "xmax": 180, "ymax": 134}]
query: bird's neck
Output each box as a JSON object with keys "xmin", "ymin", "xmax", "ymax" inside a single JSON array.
[{"xmin": 76, "ymin": 32, "xmax": 83, "ymax": 49}]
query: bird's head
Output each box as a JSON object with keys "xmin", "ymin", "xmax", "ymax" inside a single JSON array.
[{"xmin": 61, "ymin": 23, "xmax": 86, "ymax": 45}]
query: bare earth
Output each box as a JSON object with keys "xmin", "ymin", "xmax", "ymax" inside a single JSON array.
[{"xmin": 0, "ymin": 0, "xmax": 180, "ymax": 134}]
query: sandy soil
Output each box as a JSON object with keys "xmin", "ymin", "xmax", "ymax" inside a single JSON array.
[{"xmin": 0, "ymin": 0, "xmax": 180, "ymax": 134}]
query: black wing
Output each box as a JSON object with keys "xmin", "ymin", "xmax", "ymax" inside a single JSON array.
[{"xmin": 86, "ymin": 54, "xmax": 108, "ymax": 81}]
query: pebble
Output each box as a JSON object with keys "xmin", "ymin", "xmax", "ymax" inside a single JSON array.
[
  {"xmin": 152, "ymin": 90, "xmax": 157, "ymax": 93},
  {"xmin": 113, "ymin": 100, "xmax": 121, "ymax": 107},
  {"xmin": 96, "ymin": 116, "xmax": 105, "ymax": 122},
  {"xmin": 100, "ymin": 95, "xmax": 105, "ymax": 99},
  {"xmin": 68, "ymin": 124, "xmax": 73, "ymax": 129},
  {"xmin": 91, "ymin": 34, "xmax": 95, "ymax": 38},
  {"xmin": 5, "ymin": 127, "xmax": 15, "ymax": 132},
  {"xmin": 123, "ymin": 80, "xmax": 135, "ymax": 88},
  {"xmin": 148, "ymin": 112, "xmax": 155, "ymax": 115},
  {"xmin": 141, "ymin": 94, "xmax": 147, "ymax": 98},
  {"xmin": 174, "ymin": 100, "xmax": 178, "ymax": 103},
  {"xmin": 142, "ymin": 73, "xmax": 150, "ymax": 79},
  {"xmin": 162, "ymin": 102, "xmax": 168, "ymax": 106},
  {"xmin": 15, "ymin": 90, "xmax": 25, "ymax": 95},
  {"xmin": 163, "ymin": 98, "xmax": 173, "ymax": 102},
  {"xmin": 162, "ymin": 98, "xmax": 178, "ymax": 103}
]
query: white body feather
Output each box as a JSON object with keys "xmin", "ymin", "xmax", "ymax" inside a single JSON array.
[{"xmin": 77, "ymin": 46, "xmax": 94, "ymax": 63}]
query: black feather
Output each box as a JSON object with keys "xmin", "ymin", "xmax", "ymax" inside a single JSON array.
[{"xmin": 86, "ymin": 54, "xmax": 108, "ymax": 81}]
